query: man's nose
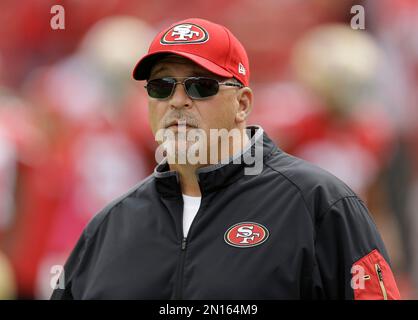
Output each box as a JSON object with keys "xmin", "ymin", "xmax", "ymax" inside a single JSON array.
[{"xmin": 169, "ymin": 83, "xmax": 192, "ymax": 109}]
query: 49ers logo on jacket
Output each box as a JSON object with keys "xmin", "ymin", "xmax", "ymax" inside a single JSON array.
[
  {"xmin": 160, "ymin": 23, "xmax": 209, "ymax": 45},
  {"xmin": 224, "ymin": 222, "xmax": 269, "ymax": 248}
]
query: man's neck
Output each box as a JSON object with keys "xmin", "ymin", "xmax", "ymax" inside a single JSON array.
[
  {"xmin": 172, "ymin": 164, "xmax": 202, "ymax": 196},
  {"xmin": 169, "ymin": 128, "xmax": 250, "ymax": 197}
]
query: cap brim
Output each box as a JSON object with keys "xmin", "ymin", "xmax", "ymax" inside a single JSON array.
[{"xmin": 132, "ymin": 51, "xmax": 233, "ymax": 80}]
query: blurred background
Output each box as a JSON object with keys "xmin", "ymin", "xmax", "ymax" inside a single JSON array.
[{"xmin": 0, "ymin": 0, "xmax": 417, "ymax": 299}]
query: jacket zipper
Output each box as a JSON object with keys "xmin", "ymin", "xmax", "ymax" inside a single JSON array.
[
  {"xmin": 174, "ymin": 196, "xmax": 205, "ymax": 299},
  {"xmin": 174, "ymin": 197, "xmax": 207, "ymax": 300},
  {"xmin": 174, "ymin": 237, "xmax": 188, "ymax": 299},
  {"xmin": 375, "ymin": 263, "xmax": 388, "ymax": 300}
]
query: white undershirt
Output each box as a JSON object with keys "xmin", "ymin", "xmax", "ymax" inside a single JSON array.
[{"xmin": 182, "ymin": 194, "xmax": 201, "ymax": 238}]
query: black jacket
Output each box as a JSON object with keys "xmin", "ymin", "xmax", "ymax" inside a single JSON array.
[{"xmin": 51, "ymin": 126, "xmax": 399, "ymax": 299}]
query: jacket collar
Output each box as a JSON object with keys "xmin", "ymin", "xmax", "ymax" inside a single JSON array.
[{"xmin": 153, "ymin": 125, "xmax": 277, "ymax": 197}]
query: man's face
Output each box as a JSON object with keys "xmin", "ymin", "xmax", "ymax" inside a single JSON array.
[{"xmin": 146, "ymin": 55, "xmax": 245, "ymax": 164}]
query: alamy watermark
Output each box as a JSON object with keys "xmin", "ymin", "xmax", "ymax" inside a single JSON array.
[
  {"xmin": 50, "ymin": 264, "xmax": 65, "ymax": 290},
  {"xmin": 50, "ymin": 5, "xmax": 65, "ymax": 30},
  {"xmin": 154, "ymin": 124, "xmax": 264, "ymax": 175},
  {"xmin": 351, "ymin": 265, "xmax": 370, "ymax": 290},
  {"xmin": 350, "ymin": 5, "xmax": 365, "ymax": 30}
]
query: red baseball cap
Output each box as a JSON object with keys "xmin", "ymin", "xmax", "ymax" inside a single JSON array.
[{"xmin": 132, "ymin": 18, "xmax": 250, "ymax": 86}]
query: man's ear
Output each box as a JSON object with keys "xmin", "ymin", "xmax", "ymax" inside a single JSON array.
[{"xmin": 235, "ymin": 87, "xmax": 253, "ymax": 124}]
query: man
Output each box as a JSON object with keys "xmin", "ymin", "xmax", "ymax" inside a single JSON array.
[{"xmin": 51, "ymin": 18, "xmax": 400, "ymax": 299}]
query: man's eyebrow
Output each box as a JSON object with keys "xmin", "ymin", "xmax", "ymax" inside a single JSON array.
[
  {"xmin": 149, "ymin": 66, "xmax": 167, "ymax": 78},
  {"xmin": 188, "ymin": 69, "xmax": 225, "ymax": 79}
]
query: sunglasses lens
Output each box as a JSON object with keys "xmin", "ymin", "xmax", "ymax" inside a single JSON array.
[
  {"xmin": 185, "ymin": 78, "xmax": 219, "ymax": 99},
  {"xmin": 146, "ymin": 78, "xmax": 175, "ymax": 99}
]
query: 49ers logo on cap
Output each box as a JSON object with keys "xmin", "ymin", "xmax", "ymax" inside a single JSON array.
[
  {"xmin": 161, "ymin": 23, "xmax": 209, "ymax": 45},
  {"xmin": 224, "ymin": 222, "xmax": 269, "ymax": 248}
]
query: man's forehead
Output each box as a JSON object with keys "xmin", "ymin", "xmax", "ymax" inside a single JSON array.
[{"xmin": 150, "ymin": 55, "xmax": 221, "ymax": 78}]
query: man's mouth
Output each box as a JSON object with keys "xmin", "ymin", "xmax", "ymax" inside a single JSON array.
[{"xmin": 165, "ymin": 120, "xmax": 196, "ymax": 129}]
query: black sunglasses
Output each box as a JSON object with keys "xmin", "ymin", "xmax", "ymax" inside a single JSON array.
[{"xmin": 144, "ymin": 77, "xmax": 243, "ymax": 100}]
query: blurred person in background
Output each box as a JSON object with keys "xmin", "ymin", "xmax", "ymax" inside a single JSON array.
[
  {"xmin": 291, "ymin": 24, "xmax": 401, "ymax": 268},
  {"xmin": 25, "ymin": 16, "xmax": 154, "ymax": 299},
  {"xmin": 0, "ymin": 88, "xmax": 47, "ymax": 299},
  {"xmin": 366, "ymin": 0, "xmax": 418, "ymax": 298},
  {"xmin": 2, "ymin": 15, "xmax": 156, "ymax": 299}
]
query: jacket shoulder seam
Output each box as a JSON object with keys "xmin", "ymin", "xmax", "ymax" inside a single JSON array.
[
  {"xmin": 265, "ymin": 162, "xmax": 315, "ymax": 226},
  {"xmin": 315, "ymin": 195, "xmax": 360, "ymax": 227}
]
